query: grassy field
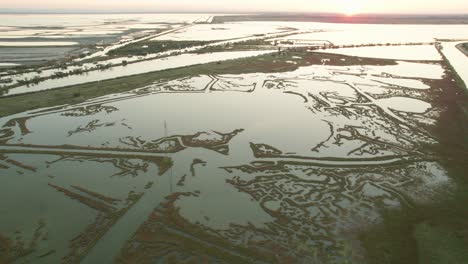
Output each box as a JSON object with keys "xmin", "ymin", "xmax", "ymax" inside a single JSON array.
[
  {"xmin": 192, "ymin": 39, "xmax": 275, "ymax": 53},
  {"xmin": 107, "ymin": 40, "xmax": 213, "ymax": 57}
]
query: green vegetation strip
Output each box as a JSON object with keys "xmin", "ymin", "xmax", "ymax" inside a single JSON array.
[{"xmin": 108, "ymin": 40, "xmax": 214, "ymax": 57}]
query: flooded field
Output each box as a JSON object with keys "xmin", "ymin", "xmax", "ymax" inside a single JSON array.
[
  {"xmin": 318, "ymin": 45, "xmax": 442, "ymax": 61},
  {"xmin": 0, "ymin": 13, "xmax": 468, "ymax": 264}
]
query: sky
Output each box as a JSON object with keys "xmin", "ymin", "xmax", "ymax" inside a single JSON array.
[{"xmin": 1, "ymin": 0, "xmax": 467, "ymax": 14}]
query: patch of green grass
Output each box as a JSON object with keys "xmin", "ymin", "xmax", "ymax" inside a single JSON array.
[
  {"xmin": 192, "ymin": 39, "xmax": 275, "ymax": 54},
  {"xmin": 108, "ymin": 40, "xmax": 213, "ymax": 57},
  {"xmin": 415, "ymin": 221, "xmax": 468, "ymax": 264}
]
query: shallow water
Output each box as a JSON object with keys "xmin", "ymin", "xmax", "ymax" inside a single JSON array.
[
  {"xmin": 260, "ymin": 22, "xmax": 468, "ymax": 46},
  {"xmin": 0, "ymin": 14, "xmax": 219, "ymax": 27},
  {"xmin": 0, "ymin": 16, "xmax": 465, "ymax": 264},
  {"xmin": 319, "ymin": 45, "xmax": 442, "ymax": 61},
  {"xmin": 0, "ymin": 41, "xmax": 79, "ymax": 46},
  {"xmin": 441, "ymin": 41, "xmax": 468, "ymax": 89},
  {"xmin": 4, "ymin": 50, "xmax": 273, "ymax": 95},
  {"xmin": 376, "ymin": 96, "xmax": 432, "ymax": 113},
  {"xmin": 0, "ymin": 62, "xmax": 453, "ymax": 262},
  {"xmin": 152, "ymin": 23, "xmax": 288, "ymax": 41},
  {"xmin": 0, "ymin": 62, "xmax": 20, "ymax": 67}
]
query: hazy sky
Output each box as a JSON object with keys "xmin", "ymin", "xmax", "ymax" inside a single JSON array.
[{"xmin": 2, "ymin": 0, "xmax": 468, "ymax": 14}]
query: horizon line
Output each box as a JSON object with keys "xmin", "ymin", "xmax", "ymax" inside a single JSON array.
[{"xmin": 0, "ymin": 9, "xmax": 467, "ymax": 16}]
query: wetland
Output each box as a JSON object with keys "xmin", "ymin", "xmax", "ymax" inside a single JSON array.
[{"xmin": 0, "ymin": 13, "xmax": 467, "ymax": 264}]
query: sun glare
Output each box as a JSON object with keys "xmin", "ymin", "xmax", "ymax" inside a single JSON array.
[
  {"xmin": 343, "ymin": 6, "xmax": 359, "ymax": 16},
  {"xmin": 336, "ymin": 0, "xmax": 364, "ymax": 16}
]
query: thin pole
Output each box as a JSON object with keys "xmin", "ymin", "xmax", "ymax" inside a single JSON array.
[{"xmin": 164, "ymin": 120, "xmax": 173, "ymax": 193}]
